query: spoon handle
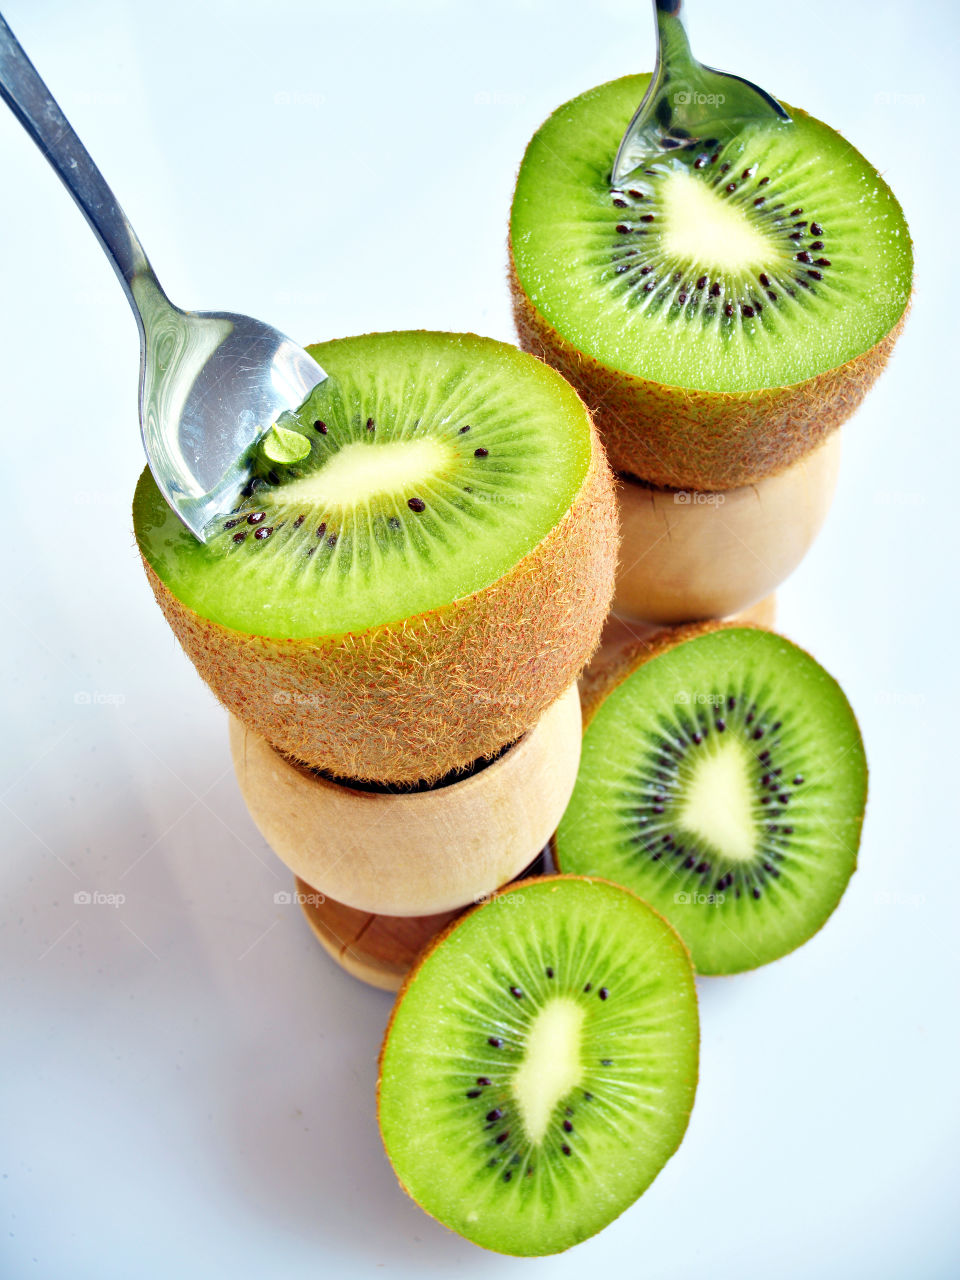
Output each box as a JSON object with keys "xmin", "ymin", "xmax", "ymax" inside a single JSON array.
[{"xmin": 0, "ymin": 13, "xmax": 162, "ymax": 317}]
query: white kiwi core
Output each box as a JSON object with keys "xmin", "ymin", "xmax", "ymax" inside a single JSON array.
[
  {"xmin": 678, "ymin": 736, "xmax": 757, "ymax": 862},
  {"xmin": 661, "ymin": 168, "xmax": 773, "ymax": 272},
  {"xmin": 280, "ymin": 438, "xmax": 453, "ymax": 508},
  {"xmin": 511, "ymin": 997, "xmax": 585, "ymax": 1144}
]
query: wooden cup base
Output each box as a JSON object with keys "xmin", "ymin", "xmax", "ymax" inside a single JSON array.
[{"xmin": 295, "ymin": 849, "xmax": 552, "ymax": 991}]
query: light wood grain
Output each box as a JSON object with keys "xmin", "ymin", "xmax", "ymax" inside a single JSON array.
[
  {"xmin": 614, "ymin": 433, "xmax": 840, "ymax": 623},
  {"xmin": 230, "ymin": 683, "xmax": 581, "ymax": 915}
]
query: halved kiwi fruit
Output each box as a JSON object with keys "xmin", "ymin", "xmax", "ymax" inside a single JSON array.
[
  {"xmin": 134, "ymin": 331, "xmax": 616, "ymax": 783},
  {"xmin": 378, "ymin": 875, "xmax": 699, "ymax": 1256},
  {"xmin": 556, "ymin": 624, "xmax": 867, "ymax": 974},
  {"xmin": 510, "ymin": 74, "xmax": 912, "ymax": 490}
]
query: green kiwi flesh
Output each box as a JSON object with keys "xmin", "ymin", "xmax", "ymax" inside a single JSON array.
[
  {"xmin": 555, "ymin": 627, "xmax": 867, "ymax": 974},
  {"xmin": 511, "ymin": 74, "xmax": 912, "ymax": 393},
  {"xmin": 377, "ymin": 876, "xmax": 699, "ymax": 1256},
  {"xmin": 133, "ymin": 332, "xmax": 593, "ymax": 639}
]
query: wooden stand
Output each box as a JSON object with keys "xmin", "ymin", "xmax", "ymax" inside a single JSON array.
[
  {"xmin": 614, "ymin": 434, "xmax": 840, "ymax": 624},
  {"xmin": 230, "ymin": 684, "xmax": 581, "ymax": 916}
]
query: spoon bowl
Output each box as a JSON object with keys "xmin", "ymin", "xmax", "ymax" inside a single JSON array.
[{"xmin": 0, "ymin": 13, "xmax": 327, "ymax": 541}]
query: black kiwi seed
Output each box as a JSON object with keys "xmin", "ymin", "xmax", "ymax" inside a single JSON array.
[
  {"xmin": 710, "ymin": 282, "xmax": 721, "ymax": 297},
  {"xmin": 488, "ymin": 1037, "xmax": 502, "ymax": 1048},
  {"xmin": 466, "ymin": 1089, "xmax": 482, "ymax": 1098},
  {"xmin": 316, "ymin": 522, "xmax": 327, "ymax": 537},
  {"xmin": 474, "ymin": 447, "xmax": 489, "ymax": 458},
  {"xmin": 292, "ymin": 514, "xmax": 305, "ymax": 528},
  {"xmin": 254, "ymin": 526, "xmax": 273, "ymax": 540},
  {"xmin": 408, "ymin": 497, "xmax": 426, "ymax": 512},
  {"xmin": 724, "ymin": 302, "xmax": 734, "ymax": 317},
  {"xmin": 790, "ymin": 207, "xmax": 802, "ymax": 216},
  {"xmin": 224, "ymin": 518, "xmax": 239, "ymax": 529},
  {"xmin": 796, "ymin": 251, "xmax": 813, "ymax": 263},
  {"xmin": 496, "ymin": 1132, "xmax": 510, "ymax": 1144},
  {"xmin": 807, "ymin": 270, "xmax": 823, "ymax": 281},
  {"xmin": 327, "ymin": 533, "xmax": 338, "ymax": 546},
  {"xmin": 545, "ymin": 967, "xmax": 554, "ymax": 978},
  {"xmin": 487, "ymin": 1108, "xmax": 503, "ymax": 1122},
  {"xmin": 313, "ymin": 419, "xmax": 327, "ymax": 433},
  {"xmin": 232, "ymin": 531, "xmax": 246, "ymax": 543},
  {"xmin": 509, "ymin": 986, "xmax": 523, "ymax": 999},
  {"xmin": 815, "ymin": 258, "xmax": 831, "ymax": 267},
  {"xmin": 810, "ymin": 240, "xmax": 825, "ymax": 250},
  {"xmin": 810, "ymin": 221, "xmax": 823, "ymax": 235},
  {"xmin": 726, "ymin": 182, "xmax": 736, "ymax": 193},
  {"xmin": 563, "ymin": 1119, "xmax": 574, "ymax": 1133},
  {"xmin": 366, "ymin": 417, "xmax": 375, "ymax": 431},
  {"xmin": 599, "ymin": 987, "xmax": 609, "ymax": 1000},
  {"xmin": 613, "ymin": 197, "xmax": 627, "ymax": 207},
  {"xmin": 615, "ymin": 223, "xmax": 631, "ymax": 234},
  {"xmin": 640, "ymin": 213, "xmax": 655, "ymax": 223},
  {"xmin": 583, "ymin": 982, "xmax": 593, "ymax": 992},
  {"xmin": 696, "ymin": 275, "xmax": 707, "ymax": 290},
  {"xmin": 754, "ymin": 197, "xmax": 765, "ymax": 206},
  {"xmin": 458, "ymin": 424, "xmax": 471, "ymax": 433},
  {"xmin": 562, "ymin": 1145, "xmax": 572, "ymax": 1156},
  {"xmin": 247, "ymin": 511, "xmax": 266, "ymax": 525},
  {"xmin": 477, "ymin": 1076, "xmax": 491, "ymax": 1085},
  {"xmin": 627, "ymin": 188, "xmax": 644, "ymax": 198}
]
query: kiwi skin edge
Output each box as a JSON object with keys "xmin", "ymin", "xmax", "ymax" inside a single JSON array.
[
  {"xmin": 509, "ymin": 255, "xmax": 909, "ymax": 493},
  {"xmin": 139, "ymin": 413, "xmax": 617, "ymax": 786},
  {"xmin": 375, "ymin": 873, "xmax": 700, "ymax": 1258}
]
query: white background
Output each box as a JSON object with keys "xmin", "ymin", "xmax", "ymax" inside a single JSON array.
[{"xmin": 1, "ymin": 1, "xmax": 956, "ymax": 1276}]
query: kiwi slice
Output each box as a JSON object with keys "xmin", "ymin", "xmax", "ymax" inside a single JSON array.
[
  {"xmin": 378, "ymin": 876, "xmax": 698, "ymax": 1256},
  {"xmin": 510, "ymin": 74, "xmax": 912, "ymax": 489},
  {"xmin": 134, "ymin": 331, "xmax": 616, "ymax": 783},
  {"xmin": 555, "ymin": 625, "xmax": 867, "ymax": 974}
]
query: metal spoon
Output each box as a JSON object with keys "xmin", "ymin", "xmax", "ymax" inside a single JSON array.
[
  {"xmin": 612, "ymin": 0, "xmax": 790, "ymax": 186},
  {"xmin": 0, "ymin": 13, "xmax": 328, "ymax": 542}
]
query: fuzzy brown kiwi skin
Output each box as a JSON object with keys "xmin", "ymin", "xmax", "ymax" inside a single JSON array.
[
  {"xmin": 509, "ymin": 253, "xmax": 910, "ymax": 492},
  {"xmin": 139, "ymin": 418, "xmax": 617, "ymax": 786},
  {"xmin": 375, "ymin": 873, "xmax": 700, "ymax": 1258}
]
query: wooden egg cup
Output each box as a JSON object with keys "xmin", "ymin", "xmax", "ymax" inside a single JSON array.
[
  {"xmin": 294, "ymin": 848, "xmax": 551, "ymax": 992},
  {"xmin": 614, "ymin": 433, "xmax": 840, "ymax": 624},
  {"xmin": 230, "ymin": 683, "xmax": 581, "ymax": 918}
]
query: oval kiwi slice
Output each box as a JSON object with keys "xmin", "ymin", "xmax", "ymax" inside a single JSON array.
[
  {"xmin": 510, "ymin": 74, "xmax": 912, "ymax": 489},
  {"xmin": 378, "ymin": 875, "xmax": 699, "ymax": 1257},
  {"xmin": 133, "ymin": 331, "xmax": 616, "ymax": 783},
  {"xmin": 555, "ymin": 625, "xmax": 868, "ymax": 974}
]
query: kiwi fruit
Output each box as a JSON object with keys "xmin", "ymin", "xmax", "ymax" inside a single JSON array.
[
  {"xmin": 378, "ymin": 875, "xmax": 699, "ymax": 1256},
  {"xmin": 134, "ymin": 331, "xmax": 616, "ymax": 784},
  {"xmin": 556, "ymin": 624, "xmax": 867, "ymax": 974},
  {"xmin": 510, "ymin": 74, "xmax": 912, "ymax": 490}
]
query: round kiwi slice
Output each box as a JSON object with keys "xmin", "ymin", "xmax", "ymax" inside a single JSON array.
[
  {"xmin": 556, "ymin": 624, "xmax": 867, "ymax": 974},
  {"xmin": 378, "ymin": 875, "xmax": 698, "ymax": 1256},
  {"xmin": 510, "ymin": 74, "xmax": 912, "ymax": 489},
  {"xmin": 134, "ymin": 331, "xmax": 616, "ymax": 783}
]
